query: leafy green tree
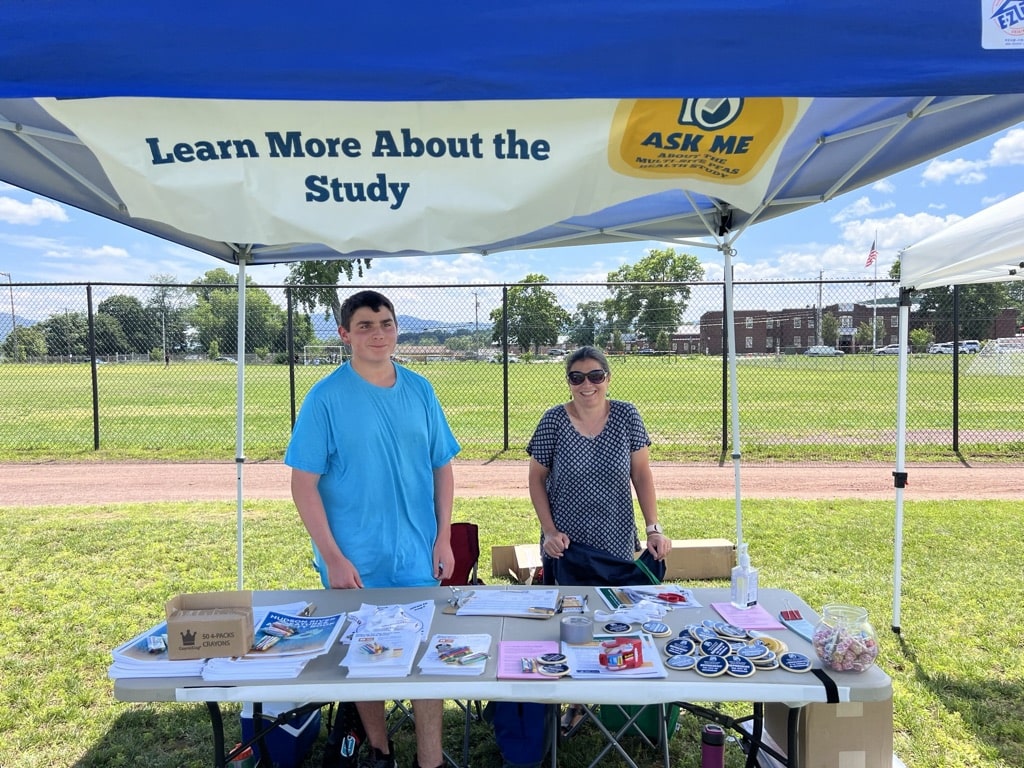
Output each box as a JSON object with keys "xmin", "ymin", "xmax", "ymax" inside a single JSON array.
[
  {"xmin": 2, "ymin": 324, "xmax": 45, "ymax": 360},
  {"xmin": 606, "ymin": 248, "xmax": 704, "ymax": 344},
  {"xmin": 855, "ymin": 319, "xmax": 884, "ymax": 349},
  {"xmin": 146, "ymin": 274, "xmax": 193, "ymax": 356},
  {"xmin": 93, "ymin": 313, "xmax": 129, "ymax": 356},
  {"xmin": 489, "ymin": 274, "xmax": 570, "ymax": 354},
  {"xmin": 285, "ymin": 259, "xmax": 371, "ymax": 329},
  {"xmin": 821, "ymin": 312, "xmax": 839, "ymax": 346},
  {"xmin": 98, "ymin": 294, "xmax": 155, "ymax": 353},
  {"xmin": 189, "ymin": 269, "xmax": 288, "ymax": 355},
  {"xmin": 909, "ymin": 328, "xmax": 934, "ymax": 352},
  {"xmin": 40, "ymin": 311, "xmax": 88, "ymax": 358},
  {"xmin": 568, "ymin": 300, "xmax": 609, "ymax": 347}
]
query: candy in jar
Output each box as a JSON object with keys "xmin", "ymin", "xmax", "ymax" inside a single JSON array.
[{"xmin": 812, "ymin": 604, "xmax": 878, "ymax": 673}]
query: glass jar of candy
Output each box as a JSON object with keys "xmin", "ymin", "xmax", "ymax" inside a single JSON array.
[{"xmin": 812, "ymin": 604, "xmax": 879, "ymax": 673}]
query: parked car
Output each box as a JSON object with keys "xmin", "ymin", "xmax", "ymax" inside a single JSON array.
[
  {"xmin": 961, "ymin": 339, "xmax": 981, "ymax": 353},
  {"xmin": 928, "ymin": 342, "xmax": 954, "ymax": 354},
  {"xmin": 803, "ymin": 345, "xmax": 844, "ymax": 357},
  {"xmin": 874, "ymin": 344, "xmax": 904, "ymax": 355},
  {"xmin": 546, "ymin": 348, "xmax": 566, "ymax": 356}
]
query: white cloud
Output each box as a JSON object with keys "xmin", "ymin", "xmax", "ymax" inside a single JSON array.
[
  {"xmin": 987, "ymin": 127, "xmax": 1024, "ymax": 166},
  {"xmin": 0, "ymin": 196, "xmax": 68, "ymax": 225},
  {"xmin": 871, "ymin": 179, "xmax": 895, "ymax": 194},
  {"xmin": 920, "ymin": 157, "xmax": 987, "ymax": 185},
  {"xmin": 830, "ymin": 196, "xmax": 895, "ymax": 223}
]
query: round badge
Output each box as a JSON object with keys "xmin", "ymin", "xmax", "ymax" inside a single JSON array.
[
  {"xmin": 692, "ymin": 626, "xmax": 718, "ymax": 642},
  {"xmin": 603, "ymin": 622, "xmax": 632, "ymax": 634},
  {"xmin": 738, "ymin": 643, "xmax": 769, "ymax": 660},
  {"xmin": 754, "ymin": 655, "xmax": 780, "ymax": 671},
  {"xmin": 665, "ymin": 654, "xmax": 697, "ymax": 671},
  {"xmin": 779, "ymin": 652, "xmax": 812, "ymax": 673},
  {"xmin": 538, "ymin": 652, "xmax": 566, "ymax": 664},
  {"xmin": 757, "ymin": 636, "xmax": 788, "ymax": 655},
  {"xmin": 537, "ymin": 662, "xmax": 570, "ymax": 677},
  {"xmin": 694, "ymin": 654, "xmax": 728, "ymax": 677},
  {"xmin": 725, "ymin": 655, "xmax": 756, "ymax": 677},
  {"xmin": 664, "ymin": 638, "xmax": 696, "ymax": 657},
  {"xmin": 641, "ymin": 621, "xmax": 671, "ymax": 637},
  {"xmin": 715, "ymin": 622, "xmax": 748, "ymax": 639},
  {"xmin": 680, "ymin": 624, "xmax": 702, "ymax": 637},
  {"xmin": 699, "ymin": 638, "xmax": 732, "ymax": 657}
]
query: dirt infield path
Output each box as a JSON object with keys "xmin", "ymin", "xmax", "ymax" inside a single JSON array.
[{"xmin": 1, "ymin": 460, "xmax": 1019, "ymax": 507}]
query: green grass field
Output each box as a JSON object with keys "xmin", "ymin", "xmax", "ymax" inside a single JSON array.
[
  {"xmin": 2, "ymin": 497, "xmax": 1022, "ymax": 767},
  {"xmin": 0, "ymin": 354, "xmax": 1020, "ymax": 463}
]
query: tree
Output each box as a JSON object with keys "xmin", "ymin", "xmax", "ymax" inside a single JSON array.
[
  {"xmin": 285, "ymin": 259, "xmax": 371, "ymax": 329},
  {"xmin": 567, "ymin": 300, "xmax": 610, "ymax": 347},
  {"xmin": 821, "ymin": 312, "xmax": 839, "ymax": 347},
  {"xmin": 41, "ymin": 311, "xmax": 88, "ymax": 358},
  {"xmin": 189, "ymin": 269, "xmax": 288, "ymax": 355},
  {"xmin": 855, "ymin": 319, "xmax": 884, "ymax": 349},
  {"xmin": 93, "ymin": 313, "xmax": 129, "ymax": 356},
  {"xmin": 2, "ymin": 323, "xmax": 45, "ymax": 360},
  {"xmin": 488, "ymin": 274, "xmax": 570, "ymax": 354},
  {"xmin": 606, "ymin": 248, "xmax": 704, "ymax": 344},
  {"xmin": 146, "ymin": 274, "xmax": 194, "ymax": 356},
  {"xmin": 98, "ymin": 294, "xmax": 155, "ymax": 353}
]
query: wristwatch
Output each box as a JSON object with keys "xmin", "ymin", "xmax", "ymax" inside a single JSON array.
[{"xmin": 645, "ymin": 523, "xmax": 664, "ymax": 535}]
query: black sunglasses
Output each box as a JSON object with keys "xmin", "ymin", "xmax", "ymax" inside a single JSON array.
[{"xmin": 567, "ymin": 369, "xmax": 608, "ymax": 385}]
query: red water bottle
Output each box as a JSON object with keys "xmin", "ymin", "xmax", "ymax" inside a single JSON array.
[{"xmin": 700, "ymin": 723, "xmax": 725, "ymax": 768}]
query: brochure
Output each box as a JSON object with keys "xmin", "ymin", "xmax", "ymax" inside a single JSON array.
[
  {"xmin": 561, "ymin": 633, "xmax": 667, "ymax": 679},
  {"xmin": 455, "ymin": 589, "xmax": 559, "ymax": 618},
  {"xmin": 496, "ymin": 640, "xmax": 561, "ymax": 680},
  {"xmin": 248, "ymin": 610, "xmax": 347, "ymax": 657},
  {"xmin": 340, "ymin": 629, "xmax": 422, "ymax": 678},
  {"xmin": 341, "ymin": 600, "xmax": 435, "ymax": 644},
  {"xmin": 418, "ymin": 633, "xmax": 493, "ymax": 676},
  {"xmin": 710, "ymin": 602, "xmax": 785, "ymax": 630}
]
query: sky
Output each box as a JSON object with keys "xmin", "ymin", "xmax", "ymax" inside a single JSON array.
[{"xmin": 1, "ymin": 121, "xmax": 1022, "ymax": 325}]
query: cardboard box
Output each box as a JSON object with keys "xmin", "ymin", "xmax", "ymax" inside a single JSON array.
[
  {"xmin": 639, "ymin": 538, "xmax": 735, "ymax": 580},
  {"xmin": 763, "ymin": 698, "xmax": 894, "ymax": 768},
  {"xmin": 491, "ymin": 544, "xmax": 543, "ymax": 583},
  {"xmin": 165, "ymin": 590, "xmax": 254, "ymax": 660}
]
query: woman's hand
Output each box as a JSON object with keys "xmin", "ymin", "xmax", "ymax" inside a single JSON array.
[
  {"xmin": 646, "ymin": 532, "xmax": 672, "ymax": 561},
  {"xmin": 542, "ymin": 530, "xmax": 571, "ymax": 558}
]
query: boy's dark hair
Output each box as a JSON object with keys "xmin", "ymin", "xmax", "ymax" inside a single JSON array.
[
  {"xmin": 339, "ymin": 290, "xmax": 396, "ymax": 330},
  {"xmin": 565, "ymin": 345, "xmax": 609, "ymax": 374}
]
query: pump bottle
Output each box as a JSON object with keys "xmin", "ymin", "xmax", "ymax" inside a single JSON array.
[{"xmin": 730, "ymin": 542, "xmax": 758, "ymax": 609}]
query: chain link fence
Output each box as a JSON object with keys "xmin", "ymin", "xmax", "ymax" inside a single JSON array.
[{"xmin": 0, "ymin": 280, "xmax": 1020, "ymax": 464}]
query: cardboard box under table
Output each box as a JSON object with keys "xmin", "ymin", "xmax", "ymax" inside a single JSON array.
[
  {"xmin": 762, "ymin": 698, "xmax": 894, "ymax": 768},
  {"xmin": 164, "ymin": 590, "xmax": 254, "ymax": 660}
]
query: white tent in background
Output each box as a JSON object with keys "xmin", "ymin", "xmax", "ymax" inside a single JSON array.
[{"xmin": 890, "ymin": 192, "xmax": 1024, "ymax": 631}]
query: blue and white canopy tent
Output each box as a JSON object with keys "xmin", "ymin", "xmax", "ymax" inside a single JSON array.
[{"xmin": 2, "ymin": 1, "xmax": 1023, "ymax": 601}]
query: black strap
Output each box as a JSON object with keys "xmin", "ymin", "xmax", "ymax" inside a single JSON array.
[{"xmin": 811, "ymin": 668, "xmax": 840, "ymax": 703}]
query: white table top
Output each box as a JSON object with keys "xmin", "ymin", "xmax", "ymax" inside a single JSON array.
[{"xmin": 113, "ymin": 586, "xmax": 891, "ymax": 707}]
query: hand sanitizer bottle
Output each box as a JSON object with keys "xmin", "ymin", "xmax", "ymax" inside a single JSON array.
[{"xmin": 730, "ymin": 543, "xmax": 758, "ymax": 609}]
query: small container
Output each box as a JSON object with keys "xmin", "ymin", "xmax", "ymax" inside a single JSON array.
[
  {"xmin": 730, "ymin": 543, "xmax": 758, "ymax": 609},
  {"xmin": 812, "ymin": 604, "xmax": 879, "ymax": 673},
  {"xmin": 700, "ymin": 723, "xmax": 726, "ymax": 768}
]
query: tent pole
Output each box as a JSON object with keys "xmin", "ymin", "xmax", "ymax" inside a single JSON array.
[
  {"xmin": 235, "ymin": 251, "xmax": 250, "ymax": 590},
  {"xmin": 722, "ymin": 245, "xmax": 743, "ymax": 548},
  {"xmin": 891, "ymin": 289, "xmax": 912, "ymax": 634}
]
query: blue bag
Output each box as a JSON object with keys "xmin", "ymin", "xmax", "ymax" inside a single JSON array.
[{"xmin": 483, "ymin": 701, "xmax": 554, "ymax": 768}]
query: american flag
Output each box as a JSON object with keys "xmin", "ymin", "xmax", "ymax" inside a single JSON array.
[{"xmin": 865, "ymin": 239, "xmax": 879, "ymax": 268}]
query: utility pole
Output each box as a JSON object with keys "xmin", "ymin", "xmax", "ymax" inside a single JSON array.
[
  {"xmin": 472, "ymin": 291, "xmax": 480, "ymax": 332},
  {"xmin": 0, "ymin": 272, "xmax": 14, "ymax": 361}
]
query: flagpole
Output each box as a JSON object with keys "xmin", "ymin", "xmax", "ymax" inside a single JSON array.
[{"xmin": 871, "ymin": 232, "xmax": 878, "ymax": 350}]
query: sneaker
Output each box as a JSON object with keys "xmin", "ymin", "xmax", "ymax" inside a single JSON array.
[{"xmin": 357, "ymin": 741, "xmax": 396, "ymax": 768}]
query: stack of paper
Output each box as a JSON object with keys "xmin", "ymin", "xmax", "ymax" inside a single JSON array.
[
  {"xmin": 108, "ymin": 622, "xmax": 205, "ymax": 679},
  {"xmin": 496, "ymin": 640, "xmax": 561, "ymax": 680},
  {"xmin": 417, "ymin": 634, "xmax": 492, "ymax": 676},
  {"xmin": 342, "ymin": 600, "xmax": 435, "ymax": 644},
  {"xmin": 455, "ymin": 589, "xmax": 559, "ymax": 618},
  {"xmin": 340, "ymin": 630, "xmax": 422, "ymax": 678},
  {"xmin": 202, "ymin": 609, "xmax": 347, "ymax": 681},
  {"xmin": 561, "ymin": 633, "xmax": 667, "ymax": 679}
]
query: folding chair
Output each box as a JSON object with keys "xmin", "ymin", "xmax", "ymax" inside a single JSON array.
[{"xmin": 441, "ymin": 522, "xmax": 482, "ymax": 587}]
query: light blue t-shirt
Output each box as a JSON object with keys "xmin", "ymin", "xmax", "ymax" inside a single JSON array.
[{"xmin": 285, "ymin": 362, "xmax": 460, "ymax": 588}]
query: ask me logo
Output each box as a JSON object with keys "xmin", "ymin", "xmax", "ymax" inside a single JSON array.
[{"xmin": 983, "ymin": 0, "xmax": 1024, "ymax": 47}]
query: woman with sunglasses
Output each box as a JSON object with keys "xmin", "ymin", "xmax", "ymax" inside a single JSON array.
[{"xmin": 526, "ymin": 345, "xmax": 672, "ymax": 579}]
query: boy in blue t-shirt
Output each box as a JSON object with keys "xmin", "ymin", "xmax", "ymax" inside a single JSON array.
[{"xmin": 286, "ymin": 290, "xmax": 459, "ymax": 768}]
